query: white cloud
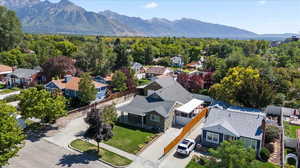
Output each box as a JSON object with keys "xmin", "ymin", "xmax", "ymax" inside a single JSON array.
[
  {"xmin": 144, "ymin": 2, "xmax": 158, "ymax": 9},
  {"xmin": 257, "ymin": 0, "xmax": 267, "ymax": 5}
]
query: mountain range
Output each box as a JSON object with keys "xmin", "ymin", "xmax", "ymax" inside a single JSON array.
[{"xmin": 0, "ymin": 0, "xmax": 297, "ymax": 39}]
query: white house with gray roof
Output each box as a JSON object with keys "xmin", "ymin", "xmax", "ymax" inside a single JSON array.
[{"xmin": 202, "ymin": 108, "xmax": 266, "ymax": 154}]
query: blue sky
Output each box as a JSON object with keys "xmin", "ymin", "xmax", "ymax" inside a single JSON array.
[{"xmin": 49, "ymin": 0, "xmax": 300, "ymax": 34}]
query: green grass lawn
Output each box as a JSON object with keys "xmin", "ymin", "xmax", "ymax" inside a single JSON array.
[
  {"xmin": 284, "ymin": 121, "xmax": 300, "ymax": 138},
  {"xmin": 0, "ymin": 87, "xmax": 20, "ymax": 95},
  {"xmin": 185, "ymin": 160, "xmax": 206, "ymax": 168},
  {"xmin": 138, "ymin": 79, "xmax": 151, "ymax": 86},
  {"xmin": 70, "ymin": 139, "xmax": 132, "ymax": 166},
  {"xmin": 104, "ymin": 125, "xmax": 156, "ymax": 154}
]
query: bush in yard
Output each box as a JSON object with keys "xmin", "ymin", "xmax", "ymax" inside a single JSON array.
[
  {"xmin": 265, "ymin": 125, "xmax": 280, "ymax": 143},
  {"xmin": 260, "ymin": 147, "xmax": 270, "ymax": 162},
  {"xmin": 101, "ymin": 104, "xmax": 118, "ymax": 126},
  {"xmin": 265, "ymin": 143, "xmax": 274, "ymax": 153}
]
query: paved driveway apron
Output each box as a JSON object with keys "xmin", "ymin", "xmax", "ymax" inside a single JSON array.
[{"xmin": 5, "ymin": 139, "xmax": 111, "ymax": 168}]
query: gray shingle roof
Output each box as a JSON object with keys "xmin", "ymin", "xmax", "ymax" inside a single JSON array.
[
  {"xmin": 118, "ymin": 95, "xmax": 176, "ymax": 118},
  {"xmin": 10, "ymin": 68, "xmax": 40, "ymax": 79},
  {"xmin": 192, "ymin": 94, "xmax": 214, "ymax": 103},
  {"xmin": 203, "ymin": 108, "xmax": 265, "ymax": 140},
  {"xmin": 151, "ymin": 77, "xmax": 194, "ymax": 104}
]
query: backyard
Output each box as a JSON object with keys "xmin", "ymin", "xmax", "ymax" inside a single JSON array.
[
  {"xmin": 70, "ymin": 139, "xmax": 132, "ymax": 166},
  {"xmin": 104, "ymin": 124, "xmax": 157, "ymax": 154},
  {"xmin": 284, "ymin": 121, "xmax": 300, "ymax": 138}
]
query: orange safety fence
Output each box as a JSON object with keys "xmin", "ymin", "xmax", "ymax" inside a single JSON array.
[{"xmin": 163, "ymin": 108, "xmax": 208, "ymax": 155}]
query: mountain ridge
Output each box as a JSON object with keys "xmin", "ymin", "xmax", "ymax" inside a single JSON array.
[{"xmin": 0, "ymin": 0, "xmax": 297, "ymax": 39}]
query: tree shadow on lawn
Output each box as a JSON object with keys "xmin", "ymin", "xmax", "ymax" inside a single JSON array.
[{"xmin": 56, "ymin": 149, "xmax": 99, "ymax": 167}]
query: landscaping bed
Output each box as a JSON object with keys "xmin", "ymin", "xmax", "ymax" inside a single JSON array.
[
  {"xmin": 104, "ymin": 124, "xmax": 157, "ymax": 154},
  {"xmin": 284, "ymin": 121, "xmax": 300, "ymax": 138},
  {"xmin": 70, "ymin": 139, "xmax": 132, "ymax": 167}
]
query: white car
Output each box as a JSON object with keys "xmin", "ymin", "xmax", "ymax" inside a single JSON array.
[{"xmin": 176, "ymin": 138, "xmax": 195, "ymax": 156}]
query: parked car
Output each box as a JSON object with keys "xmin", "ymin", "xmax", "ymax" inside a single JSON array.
[{"xmin": 176, "ymin": 138, "xmax": 195, "ymax": 155}]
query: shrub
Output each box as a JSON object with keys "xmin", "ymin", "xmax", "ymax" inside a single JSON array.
[
  {"xmin": 265, "ymin": 125, "xmax": 280, "ymax": 143},
  {"xmin": 265, "ymin": 143, "xmax": 274, "ymax": 153},
  {"xmin": 3, "ymin": 94, "xmax": 20, "ymax": 103},
  {"xmin": 260, "ymin": 147, "xmax": 270, "ymax": 161}
]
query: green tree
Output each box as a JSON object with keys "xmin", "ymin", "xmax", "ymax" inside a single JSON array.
[
  {"xmin": 112, "ymin": 71, "xmax": 128, "ymax": 92},
  {"xmin": 0, "ymin": 101, "xmax": 25, "ymax": 166},
  {"xmin": 113, "ymin": 39, "xmax": 133, "ymax": 69},
  {"xmin": 101, "ymin": 104, "xmax": 118, "ymax": 126},
  {"xmin": 56, "ymin": 40, "xmax": 78, "ymax": 57},
  {"xmin": 209, "ymin": 67, "xmax": 273, "ymax": 108},
  {"xmin": 19, "ymin": 88, "xmax": 67, "ymax": 123},
  {"xmin": 0, "ymin": 6, "xmax": 23, "ymax": 52},
  {"xmin": 206, "ymin": 141, "xmax": 256, "ymax": 168},
  {"xmin": 78, "ymin": 73, "xmax": 97, "ymax": 105}
]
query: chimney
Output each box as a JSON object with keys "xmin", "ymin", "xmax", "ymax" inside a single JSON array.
[{"xmin": 64, "ymin": 75, "xmax": 72, "ymax": 83}]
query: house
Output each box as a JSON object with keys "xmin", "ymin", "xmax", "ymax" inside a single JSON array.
[
  {"xmin": 186, "ymin": 61, "xmax": 203, "ymax": 70},
  {"xmin": 265, "ymin": 105, "xmax": 299, "ymax": 120},
  {"xmin": 202, "ymin": 108, "xmax": 266, "ymax": 154},
  {"xmin": 45, "ymin": 75, "xmax": 108, "ymax": 100},
  {"xmin": 145, "ymin": 66, "xmax": 172, "ymax": 79},
  {"xmin": 94, "ymin": 73, "xmax": 114, "ymax": 85},
  {"xmin": 118, "ymin": 76, "xmax": 206, "ymax": 131},
  {"xmin": 170, "ymin": 56, "xmax": 184, "ymax": 67},
  {"xmin": 131, "ymin": 62, "xmax": 146, "ymax": 80},
  {"xmin": 0, "ymin": 65, "xmax": 12, "ymax": 83},
  {"xmin": 7, "ymin": 68, "xmax": 41, "ymax": 88}
]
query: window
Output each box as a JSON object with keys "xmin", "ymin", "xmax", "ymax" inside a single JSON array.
[
  {"xmin": 150, "ymin": 114, "xmax": 160, "ymax": 122},
  {"xmin": 206, "ymin": 131, "xmax": 219, "ymax": 144},
  {"xmin": 240, "ymin": 137, "xmax": 257, "ymax": 150}
]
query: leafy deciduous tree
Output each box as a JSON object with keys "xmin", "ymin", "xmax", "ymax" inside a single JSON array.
[{"xmin": 0, "ymin": 101, "xmax": 25, "ymax": 166}]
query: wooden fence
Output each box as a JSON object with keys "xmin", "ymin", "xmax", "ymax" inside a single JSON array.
[{"xmin": 163, "ymin": 108, "xmax": 208, "ymax": 155}]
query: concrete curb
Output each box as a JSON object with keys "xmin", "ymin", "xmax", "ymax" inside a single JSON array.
[{"xmin": 68, "ymin": 141, "xmax": 131, "ymax": 168}]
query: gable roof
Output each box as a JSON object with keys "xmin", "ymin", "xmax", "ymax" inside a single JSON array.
[
  {"xmin": 49, "ymin": 77, "xmax": 107, "ymax": 91},
  {"xmin": 146, "ymin": 66, "xmax": 169, "ymax": 75},
  {"xmin": 152, "ymin": 77, "xmax": 194, "ymax": 104},
  {"xmin": 203, "ymin": 108, "xmax": 265, "ymax": 140},
  {"xmin": 118, "ymin": 95, "xmax": 176, "ymax": 118},
  {"xmin": 10, "ymin": 68, "xmax": 40, "ymax": 78},
  {"xmin": 0, "ymin": 65, "xmax": 12, "ymax": 74}
]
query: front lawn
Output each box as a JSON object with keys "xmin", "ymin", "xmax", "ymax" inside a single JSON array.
[
  {"xmin": 186, "ymin": 160, "xmax": 206, "ymax": 168},
  {"xmin": 70, "ymin": 139, "xmax": 132, "ymax": 166},
  {"xmin": 0, "ymin": 87, "xmax": 20, "ymax": 95},
  {"xmin": 284, "ymin": 121, "xmax": 300, "ymax": 138},
  {"xmin": 104, "ymin": 125, "xmax": 156, "ymax": 154},
  {"xmin": 138, "ymin": 79, "xmax": 151, "ymax": 86}
]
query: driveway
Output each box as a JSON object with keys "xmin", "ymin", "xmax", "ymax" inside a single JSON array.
[
  {"xmin": 5, "ymin": 139, "xmax": 110, "ymax": 168},
  {"xmin": 159, "ymin": 122, "xmax": 204, "ymax": 168},
  {"xmin": 44, "ymin": 116, "xmax": 89, "ymax": 148},
  {"xmin": 139, "ymin": 127, "xmax": 181, "ymax": 163}
]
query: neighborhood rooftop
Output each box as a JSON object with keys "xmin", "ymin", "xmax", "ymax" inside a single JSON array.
[
  {"xmin": 203, "ymin": 108, "xmax": 265, "ymax": 140},
  {"xmin": 51, "ymin": 77, "xmax": 107, "ymax": 91},
  {"xmin": 10, "ymin": 68, "xmax": 40, "ymax": 78},
  {"xmin": 118, "ymin": 95, "xmax": 176, "ymax": 118}
]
